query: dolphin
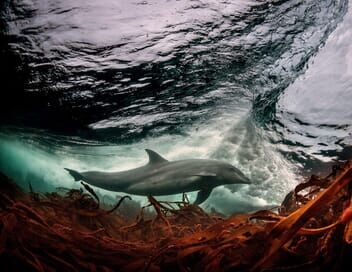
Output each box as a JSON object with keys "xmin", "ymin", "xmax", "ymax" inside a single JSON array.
[{"xmin": 65, "ymin": 149, "xmax": 250, "ymax": 204}]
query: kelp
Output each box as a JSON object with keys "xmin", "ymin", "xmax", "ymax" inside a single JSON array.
[{"xmin": 0, "ymin": 162, "xmax": 352, "ymax": 272}]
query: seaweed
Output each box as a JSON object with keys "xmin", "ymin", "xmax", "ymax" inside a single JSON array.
[{"xmin": 0, "ymin": 162, "xmax": 352, "ymax": 271}]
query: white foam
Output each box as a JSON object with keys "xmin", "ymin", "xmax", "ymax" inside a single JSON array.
[{"xmin": 0, "ymin": 105, "xmax": 298, "ymax": 215}]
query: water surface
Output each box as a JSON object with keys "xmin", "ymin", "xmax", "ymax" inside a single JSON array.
[{"xmin": 0, "ymin": 0, "xmax": 350, "ymax": 214}]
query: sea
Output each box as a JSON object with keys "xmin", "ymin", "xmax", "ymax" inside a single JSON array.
[{"xmin": 0, "ymin": 0, "xmax": 351, "ymax": 215}]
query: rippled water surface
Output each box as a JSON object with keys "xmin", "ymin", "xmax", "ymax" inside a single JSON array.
[{"xmin": 0, "ymin": 0, "xmax": 351, "ymax": 214}]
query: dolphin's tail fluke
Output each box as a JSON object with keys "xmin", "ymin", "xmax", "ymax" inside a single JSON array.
[{"xmin": 64, "ymin": 168, "xmax": 83, "ymax": 182}]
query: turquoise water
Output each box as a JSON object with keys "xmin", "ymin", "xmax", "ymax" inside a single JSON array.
[{"xmin": 0, "ymin": 0, "xmax": 351, "ymax": 214}]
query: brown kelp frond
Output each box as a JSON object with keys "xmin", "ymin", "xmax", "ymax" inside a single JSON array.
[{"xmin": 1, "ymin": 162, "xmax": 352, "ymax": 271}]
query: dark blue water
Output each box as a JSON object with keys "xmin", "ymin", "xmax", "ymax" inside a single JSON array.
[{"xmin": 0, "ymin": 0, "xmax": 351, "ymax": 214}]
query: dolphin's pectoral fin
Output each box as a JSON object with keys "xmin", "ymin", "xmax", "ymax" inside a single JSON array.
[
  {"xmin": 145, "ymin": 149, "xmax": 168, "ymax": 164},
  {"xmin": 194, "ymin": 188, "xmax": 213, "ymax": 205}
]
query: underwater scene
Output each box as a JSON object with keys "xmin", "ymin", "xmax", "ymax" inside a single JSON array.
[{"xmin": 1, "ymin": 0, "xmax": 352, "ymax": 271}]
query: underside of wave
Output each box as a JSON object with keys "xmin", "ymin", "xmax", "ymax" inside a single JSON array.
[{"xmin": 0, "ymin": 114, "xmax": 298, "ymax": 215}]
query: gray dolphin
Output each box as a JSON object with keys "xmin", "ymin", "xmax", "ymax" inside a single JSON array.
[{"xmin": 65, "ymin": 149, "xmax": 250, "ymax": 204}]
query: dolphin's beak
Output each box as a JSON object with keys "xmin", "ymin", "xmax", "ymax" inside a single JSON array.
[
  {"xmin": 242, "ymin": 176, "xmax": 251, "ymax": 184},
  {"xmin": 237, "ymin": 172, "xmax": 251, "ymax": 184}
]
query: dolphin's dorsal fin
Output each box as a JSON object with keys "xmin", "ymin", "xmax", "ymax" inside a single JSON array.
[{"xmin": 145, "ymin": 149, "xmax": 168, "ymax": 164}]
